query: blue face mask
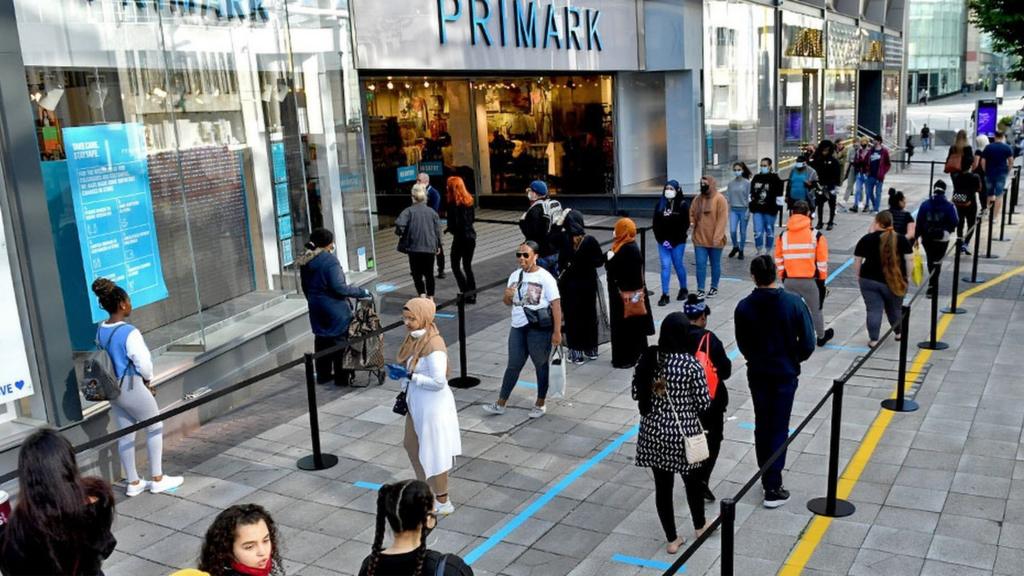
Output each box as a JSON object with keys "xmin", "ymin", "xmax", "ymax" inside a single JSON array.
[
  {"xmin": 759, "ymin": 167, "xmax": 770, "ymax": 174},
  {"xmin": 733, "ymin": 170, "xmax": 743, "ymax": 177},
  {"xmin": 795, "ymin": 162, "xmax": 805, "ymax": 169}
]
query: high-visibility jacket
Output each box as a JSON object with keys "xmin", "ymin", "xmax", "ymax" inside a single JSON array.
[{"xmin": 775, "ymin": 214, "xmax": 828, "ymax": 280}]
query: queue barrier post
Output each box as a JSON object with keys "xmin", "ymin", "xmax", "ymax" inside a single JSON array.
[
  {"xmin": 984, "ymin": 206, "xmax": 998, "ymax": 259},
  {"xmin": 720, "ymin": 498, "xmax": 736, "ymax": 576},
  {"xmin": 807, "ymin": 379, "xmax": 856, "ymax": 518},
  {"xmin": 999, "ymin": 202, "xmax": 1008, "ymax": 241},
  {"xmin": 943, "ymin": 237, "xmax": 967, "ymax": 314},
  {"xmin": 928, "ymin": 162, "xmax": 936, "ymax": 197},
  {"xmin": 882, "ymin": 305, "xmax": 919, "ymax": 412},
  {"xmin": 449, "ymin": 292, "xmax": 482, "ymax": 389},
  {"xmin": 963, "ymin": 218, "xmax": 988, "ymax": 284},
  {"xmin": 297, "ymin": 353, "xmax": 339, "ymax": 471},
  {"xmin": 918, "ymin": 265, "xmax": 950, "ymax": 351}
]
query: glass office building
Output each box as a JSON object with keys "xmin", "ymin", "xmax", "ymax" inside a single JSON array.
[{"xmin": 907, "ymin": 0, "xmax": 967, "ymax": 99}]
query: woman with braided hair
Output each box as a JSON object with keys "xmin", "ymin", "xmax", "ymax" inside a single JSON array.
[{"xmin": 358, "ymin": 480, "xmax": 473, "ymax": 576}]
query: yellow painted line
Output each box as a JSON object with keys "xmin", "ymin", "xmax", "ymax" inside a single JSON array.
[{"xmin": 780, "ymin": 265, "xmax": 1024, "ymax": 575}]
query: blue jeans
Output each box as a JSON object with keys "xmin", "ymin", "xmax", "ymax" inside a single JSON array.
[
  {"xmin": 752, "ymin": 212, "xmax": 776, "ymax": 251},
  {"xmin": 866, "ymin": 176, "xmax": 884, "ymax": 211},
  {"xmin": 499, "ymin": 325, "xmax": 553, "ymax": 401},
  {"xmin": 658, "ymin": 242, "xmax": 687, "ymax": 295},
  {"xmin": 987, "ymin": 173, "xmax": 1008, "ymax": 197},
  {"xmin": 729, "ymin": 208, "xmax": 749, "ymax": 250},
  {"xmin": 749, "ymin": 376, "xmax": 797, "ymax": 491},
  {"xmin": 537, "ymin": 255, "xmax": 559, "ymax": 277},
  {"xmin": 694, "ymin": 246, "xmax": 722, "ymax": 291},
  {"xmin": 853, "ymin": 173, "xmax": 869, "ymax": 207}
]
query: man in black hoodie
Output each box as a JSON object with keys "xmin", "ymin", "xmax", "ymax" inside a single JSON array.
[{"xmin": 734, "ymin": 255, "xmax": 816, "ymax": 508}]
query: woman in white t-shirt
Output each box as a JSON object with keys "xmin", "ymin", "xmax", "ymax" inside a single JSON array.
[{"xmin": 482, "ymin": 241, "xmax": 562, "ymax": 419}]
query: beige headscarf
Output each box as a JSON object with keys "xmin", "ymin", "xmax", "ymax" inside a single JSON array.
[{"xmin": 397, "ymin": 298, "xmax": 447, "ymax": 369}]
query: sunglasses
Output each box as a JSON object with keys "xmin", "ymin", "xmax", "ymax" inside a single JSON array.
[{"xmin": 515, "ymin": 252, "xmax": 532, "ymax": 258}]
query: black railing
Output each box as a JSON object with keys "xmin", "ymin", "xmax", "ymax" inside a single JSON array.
[{"xmin": 661, "ymin": 218, "xmax": 984, "ymax": 576}]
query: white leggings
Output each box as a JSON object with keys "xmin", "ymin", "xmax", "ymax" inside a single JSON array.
[{"xmin": 110, "ymin": 376, "xmax": 163, "ymax": 483}]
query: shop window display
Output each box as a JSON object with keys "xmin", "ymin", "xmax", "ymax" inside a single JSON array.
[{"xmin": 363, "ymin": 75, "xmax": 613, "ymax": 198}]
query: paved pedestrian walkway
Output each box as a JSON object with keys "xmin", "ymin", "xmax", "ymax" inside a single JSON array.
[{"xmin": 101, "ymin": 157, "xmax": 1024, "ymax": 576}]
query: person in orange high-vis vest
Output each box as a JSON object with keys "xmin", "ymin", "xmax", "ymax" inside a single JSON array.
[{"xmin": 775, "ymin": 200, "xmax": 834, "ymax": 346}]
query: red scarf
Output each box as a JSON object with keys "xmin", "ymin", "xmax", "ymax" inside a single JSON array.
[{"xmin": 231, "ymin": 559, "xmax": 272, "ymax": 576}]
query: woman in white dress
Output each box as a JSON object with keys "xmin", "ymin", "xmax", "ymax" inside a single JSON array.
[{"xmin": 397, "ymin": 297, "xmax": 462, "ymax": 516}]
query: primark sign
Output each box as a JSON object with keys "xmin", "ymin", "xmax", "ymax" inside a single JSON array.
[
  {"xmin": 83, "ymin": 0, "xmax": 271, "ymax": 22},
  {"xmin": 352, "ymin": 0, "xmax": 639, "ymax": 71}
]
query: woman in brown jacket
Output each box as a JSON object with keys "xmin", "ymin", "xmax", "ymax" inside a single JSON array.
[{"xmin": 689, "ymin": 175, "xmax": 729, "ymax": 298}]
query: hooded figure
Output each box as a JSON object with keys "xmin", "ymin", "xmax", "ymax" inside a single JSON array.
[{"xmin": 557, "ymin": 210, "xmax": 607, "ymax": 363}]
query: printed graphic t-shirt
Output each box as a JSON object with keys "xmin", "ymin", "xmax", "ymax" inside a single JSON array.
[{"xmin": 507, "ymin": 267, "xmax": 561, "ymax": 328}]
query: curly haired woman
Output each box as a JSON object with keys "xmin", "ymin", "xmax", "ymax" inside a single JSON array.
[{"xmin": 198, "ymin": 504, "xmax": 284, "ymax": 576}]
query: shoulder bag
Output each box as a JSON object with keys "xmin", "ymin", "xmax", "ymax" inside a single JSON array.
[
  {"xmin": 516, "ymin": 270, "xmax": 553, "ymax": 329},
  {"xmin": 663, "ymin": 363, "xmax": 710, "ymax": 464},
  {"xmin": 694, "ymin": 333, "xmax": 719, "ymax": 400},
  {"xmin": 619, "ymin": 288, "xmax": 647, "ymax": 318},
  {"xmin": 944, "ymin": 150, "xmax": 962, "ymax": 174}
]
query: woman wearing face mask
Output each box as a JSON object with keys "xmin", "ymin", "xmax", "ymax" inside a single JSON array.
[
  {"xmin": 557, "ymin": 210, "xmax": 607, "ymax": 364},
  {"xmin": 749, "ymin": 158, "xmax": 784, "ymax": 256},
  {"xmin": 483, "ymin": 241, "xmax": 562, "ymax": 417},
  {"xmin": 689, "ymin": 176, "xmax": 729, "ymax": 299},
  {"xmin": 809, "ymin": 140, "xmax": 841, "ymax": 230},
  {"xmin": 299, "ymin": 228, "xmax": 372, "ymax": 387},
  {"xmin": 198, "ymin": 504, "xmax": 283, "ymax": 576},
  {"xmin": 391, "ymin": 297, "xmax": 462, "ymax": 515},
  {"xmin": 359, "ymin": 480, "xmax": 474, "ymax": 576},
  {"xmin": 726, "ymin": 163, "xmax": 752, "ymax": 260},
  {"xmin": 652, "ymin": 180, "xmax": 690, "ymax": 306},
  {"xmin": 91, "ymin": 278, "xmax": 183, "ymax": 497},
  {"xmin": 850, "ymin": 137, "xmax": 872, "ymax": 213}
]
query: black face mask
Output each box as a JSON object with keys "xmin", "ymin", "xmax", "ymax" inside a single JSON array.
[{"xmin": 700, "ymin": 183, "xmax": 710, "ymax": 194}]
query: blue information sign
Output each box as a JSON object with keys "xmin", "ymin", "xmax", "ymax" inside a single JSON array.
[
  {"xmin": 397, "ymin": 165, "xmax": 418, "ymax": 183},
  {"xmin": 63, "ymin": 124, "xmax": 168, "ymax": 323},
  {"xmin": 271, "ymin": 142, "xmax": 287, "ymax": 184},
  {"xmin": 275, "ymin": 182, "xmax": 290, "ymax": 216},
  {"xmin": 419, "ymin": 161, "xmax": 443, "ymax": 176}
]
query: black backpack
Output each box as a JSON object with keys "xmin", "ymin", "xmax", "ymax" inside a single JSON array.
[{"xmin": 80, "ymin": 325, "xmax": 133, "ymax": 402}]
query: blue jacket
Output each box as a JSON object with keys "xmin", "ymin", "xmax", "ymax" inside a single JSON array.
[
  {"xmin": 735, "ymin": 287, "xmax": 816, "ymax": 379},
  {"xmin": 916, "ymin": 194, "xmax": 959, "ymax": 242},
  {"xmin": 299, "ymin": 250, "xmax": 368, "ymax": 338},
  {"xmin": 427, "ymin": 185, "xmax": 442, "ymax": 213}
]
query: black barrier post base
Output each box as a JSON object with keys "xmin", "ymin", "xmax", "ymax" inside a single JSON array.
[
  {"xmin": 449, "ymin": 293, "xmax": 481, "ymax": 389},
  {"xmin": 882, "ymin": 305, "xmax": 920, "ymax": 412},
  {"xmin": 297, "ymin": 353, "xmax": 339, "ymax": 471},
  {"xmin": 807, "ymin": 379, "xmax": 856, "ymax": 518}
]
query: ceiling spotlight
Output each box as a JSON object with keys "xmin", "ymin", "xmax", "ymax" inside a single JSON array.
[
  {"xmin": 386, "ymin": 81, "xmax": 394, "ymax": 90},
  {"xmin": 368, "ymin": 83, "xmax": 376, "ymax": 91},
  {"xmin": 424, "ymin": 81, "xmax": 430, "ymax": 88}
]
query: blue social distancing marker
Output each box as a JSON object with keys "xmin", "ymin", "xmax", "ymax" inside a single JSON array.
[
  {"xmin": 517, "ymin": 380, "xmax": 538, "ymax": 389},
  {"xmin": 612, "ymin": 554, "xmax": 676, "ymax": 571},
  {"xmin": 737, "ymin": 421, "xmax": 794, "ymax": 435},
  {"xmin": 435, "ymin": 312, "xmax": 456, "ymax": 319},
  {"xmin": 825, "ymin": 257, "xmax": 855, "ymax": 285},
  {"xmin": 354, "ymin": 481, "xmax": 383, "ymax": 491},
  {"xmin": 463, "ymin": 424, "xmax": 640, "ymax": 565},
  {"xmin": 824, "ymin": 343, "xmax": 870, "ymax": 353},
  {"xmin": 375, "ymin": 283, "xmax": 397, "ymax": 294}
]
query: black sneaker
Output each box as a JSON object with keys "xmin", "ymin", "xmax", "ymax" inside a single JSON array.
[
  {"xmin": 728, "ymin": 247, "xmax": 739, "ymax": 258},
  {"xmin": 815, "ymin": 221, "xmax": 823, "ymax": 230},
  {"xmin": 763, "ymin": 487, "xmax": 790, "ymax": 509},
  {"xmin": 658, "ymin": 294, "xmax": 671, "ymax": 307},
  {"xmin": 817, "ymin": 328, "xmax": 835, "ymax": 347},
  {"xmin": 676, "ymin": 288, "xmax": 688, "ymax": 301},
  {"xmin": 703, "ymin": 483, "xmax": 716, "ymax": 503},
  {"xmin": 850, "ymin": 206, "xmax": 859, "ymax": 213},
  {"xmin": 737, "ymin": 251, "xmax": 744, "ymax": 260},
  {"xmin": 707, "ymin": 287, "xmax": 719, "ymax": 298},
  {"xmin": 826, "ymin": 222, "xmax": 834, "ymax": 231},
  {"xmin": 696, "ymin": 289, "xmax": 706, "ymax": 299}
]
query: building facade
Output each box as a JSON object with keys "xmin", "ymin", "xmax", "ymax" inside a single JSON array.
[
  {"xmin": 907, "ymin": 0, "xmax": 967, "ymax": 100},
  {"xmin": 0, "ymin": 0, "xmax": 906, "ymax": 467}
]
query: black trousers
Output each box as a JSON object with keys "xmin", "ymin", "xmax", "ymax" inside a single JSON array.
[
  {"xmin": 816, "ymin": 187, "xmax": 837, "ymax": 225},
  {"xmin": 450, "ymin": 238, "xmax": 477, "ymax": 296},
  {"xmin": 749, "ymin": 377, "xmax": 797, "ymax": 491},
  {"xmin": 653, "ymin": 468, "xmax": 706, "ymax": 541},
  {"xmin": 694, "ymin": 411, "xmax": 724, "ymax": 494},
  {"xmin": 314, "ymin": 335, "xmax": 351, "ymax": 386},
  {"xmin": 957, "ymin": 204, "xmax": 977, "ymax": 245},
  {"xmin": 408, "ymin": 252, "xmax": 436, "ymax": 296},
  {"xmin": 436, "ymin": 243, "xmax": 446, "ymax": 275},
  {"xmin": 922, "ymin": 240, "xmax": 948, "ymax": 296}
]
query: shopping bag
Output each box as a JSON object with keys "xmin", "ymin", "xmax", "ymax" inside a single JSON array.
[
  {"xmin": 548, "ymin": 346, "xmax": 567, "ymax": 399},
  {"xmin": 911, "ymin": 245, "xmax": 925, "ymax": 286},
  {"xmin": 596, "ymin": 275, "xmax": 611, "ymax": 345}
]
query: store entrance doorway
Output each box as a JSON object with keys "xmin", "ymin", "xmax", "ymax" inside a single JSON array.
[
  {"xmin": 857, "ymin": 70, "xmax": 883, "ymax": 138},
  {"xmin": 780, "ymin": 69, "xmax": 821, "ymax": 160}
]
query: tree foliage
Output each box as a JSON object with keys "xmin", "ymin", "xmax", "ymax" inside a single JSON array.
[{"xmin": 968, "ymin": 0, "xmax": 1024, "ymax": 80}]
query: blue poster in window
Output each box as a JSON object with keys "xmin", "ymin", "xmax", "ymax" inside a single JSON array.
[
  {"xmin": 271, "ymin": 141, "xmax": 287, "ymax": 184},
  {"xmin": 275, "ymin": 182, "xmax": 290, "ymax": 216},
  {"xmin": 278, "ymin": 215, "xmax": 293, "ymax": 239},
  {"xmin": 418, "ymin": 161, "xmax": 443, "ymax": 176},
  {"xmin": 63, "ymin": 124, "xmax": 168, "ymax": 323},
  {"xmin": 397, "ymin": 165, "xmax": 417, "ymax": 183}
]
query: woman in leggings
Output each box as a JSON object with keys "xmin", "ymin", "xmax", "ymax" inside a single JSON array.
[{"xmin": 92, "ymin": 278, "xmax": 183, "ymax": 496}]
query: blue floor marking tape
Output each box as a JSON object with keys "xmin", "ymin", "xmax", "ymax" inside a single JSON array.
[
  {"xmin": 517, "ymin": 380, "xmax": 537, "ymax": 389},
  {"xmin": 611, "ymin": 554, "xmax": 676, "ymax": 571},
  {"xmin": 824, "ymin": 343, "xmax": 871, "ymax": 353},
  {"xmin": 463, "ymin": 423, "xmax": 641, "ymax": 565},
  {"xmin": 375, "ymin": 283, "xmax": 397, "ymax": 294},
  {"xmin": 826, "ymin": 257, "xmax": 855, "ymax": 285},
  {"xmin": 435, "ymin": 312, "xmax": 456, "ymax": 319},
  {"xmin": 354, "ymin": 481, "xmax": 383, "ymax": 491},
  {"xmin": 737, "ymin": 421, "xmax": 795, "ymax": 435},
  {"xmin": 727, "ymin": 348, "xmax": 741, "ymax": 360}
]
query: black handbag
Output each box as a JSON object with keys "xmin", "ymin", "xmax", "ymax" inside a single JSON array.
[{"xmin": 392, "ymin": 391, "xmax": 408, "ymax": 415}]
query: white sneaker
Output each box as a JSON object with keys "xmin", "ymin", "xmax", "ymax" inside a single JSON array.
[
  {"xmin": 149, "ymin": 475, "xmax": 184, "ymax": 494},
  {"xmin": 435, "ymin": 499, "xmax": 455, "ymax": 516},
  {"xmin": 482, "ymin": 402, "xmax": 506, "ymax": 415},
  {"xmin": 125, "ymin": 480, "xmax": 149, "ymax": 497},
  {"xmin": 529, "ymin": 405, "xmax": 547, "ymax": 419}
]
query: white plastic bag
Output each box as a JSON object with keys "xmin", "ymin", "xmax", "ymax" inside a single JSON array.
[{"xmin": 548, "ymin": 346, "xmax": 568, "ymax": 399}]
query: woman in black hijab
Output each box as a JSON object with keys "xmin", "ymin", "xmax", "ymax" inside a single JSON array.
[
  {"xmin": 631, "ymin": 313, "xmax": 712, "ymax": 553},
  {"xmin": 557, "ymin": 210, "xmax": 607, "ymax": 364}
]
